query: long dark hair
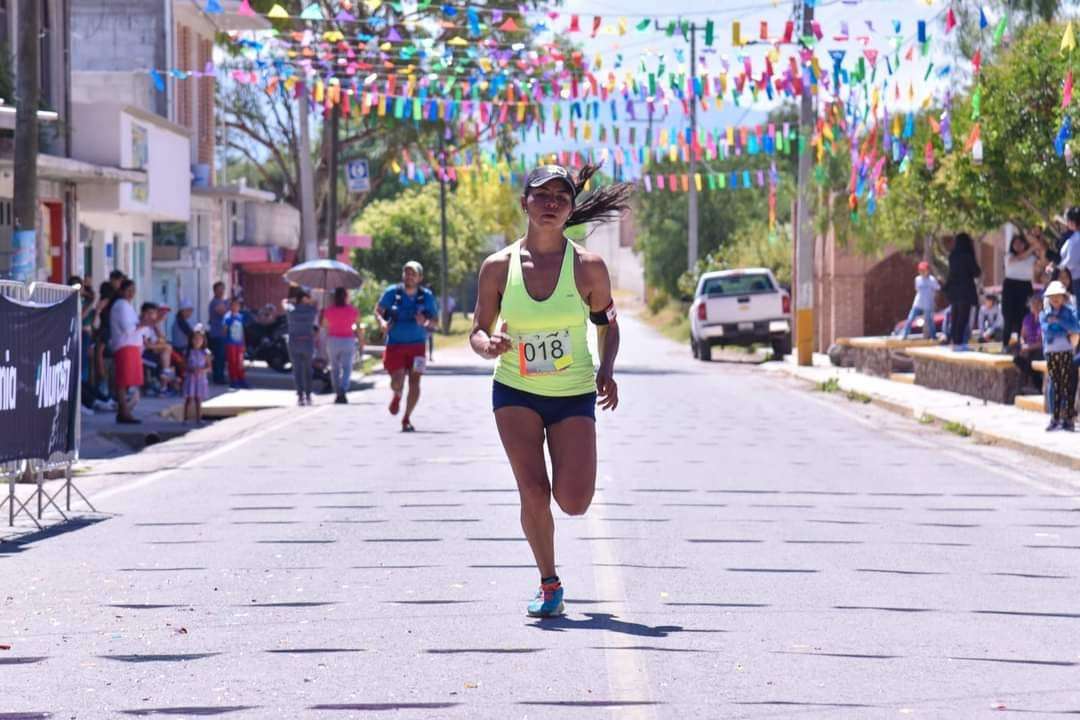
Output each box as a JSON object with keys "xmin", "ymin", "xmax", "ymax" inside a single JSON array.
[
  {"xmin": 527, "ymin": 163, "xmax": 633, "ymax": 229},
  {"xmin": 951, "ymin": 232, "xmax": 976, "ymax": 257},
  {"xmin": 333, "ymin": 287, "xmax": 347, "ymax": 307}
]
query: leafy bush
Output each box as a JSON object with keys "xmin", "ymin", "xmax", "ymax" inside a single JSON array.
[{"xmin": 647, "ymin": 289, "xmax": 670, "ymax": 315}]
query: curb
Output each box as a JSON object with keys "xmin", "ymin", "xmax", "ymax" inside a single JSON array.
[{"xmin": 774, "ymin": 366, "xmax": 1080, "ymax": 472}]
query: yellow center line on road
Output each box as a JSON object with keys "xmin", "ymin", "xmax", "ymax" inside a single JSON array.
[
  {"xmin": 91, "ymin": 404, "xmax": 334, "ymax": 503},
  {"xmin": 587, "ymin": 475, "xmax": 658, "ymax": 720}
]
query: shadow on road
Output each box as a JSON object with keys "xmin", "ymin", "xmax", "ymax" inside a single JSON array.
[
  {"xmin": 0, "ymin": 515, "xmax": 109, "ymax": 554},
  {"xmin": 528, "ymin": 611, "xmax": 683, "ymax": 638}
]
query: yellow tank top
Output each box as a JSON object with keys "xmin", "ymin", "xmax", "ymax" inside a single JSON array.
[{"xmin": 493, "ymin": 239, "xmax": 596, "ymax": 397}]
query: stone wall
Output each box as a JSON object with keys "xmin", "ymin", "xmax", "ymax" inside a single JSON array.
[
  {"xmin": 913, "ymin": 357, "xmax": 1021, "ymax": 404},
  {"xmin": 851, "ymin": 347, "xmax": 895, "ymax": 378}
]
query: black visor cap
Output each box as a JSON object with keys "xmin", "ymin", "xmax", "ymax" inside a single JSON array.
[{"xmin": 525, "ymin": 165, "xmax": 578, "ymax": 201}]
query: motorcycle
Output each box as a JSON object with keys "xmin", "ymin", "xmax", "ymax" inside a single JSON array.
[{"xmin": 245, "ymin": 314, "xmax": 291, "ymax": 373}]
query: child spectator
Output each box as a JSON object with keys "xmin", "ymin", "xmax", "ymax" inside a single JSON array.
[
  {"xmin": 1013, "ymin": 294, "xmax": 1045, "ymax": 393},
  {"xmin": 183, "ymin": 325, "xmax": 211, "ymax": 423},
  {"xmin": 976, "ymin": 294, "xmax": 1004, "ymax": 343},
  {"xmin": 901, "ymin": 261, "xmax": 940, "ymax": 339},
  {"xmin": 1040, "ymin": 281, "xmax": 1080, "ymax": 431},
  {"xmin": 138, "ymin": 303, "xmax": 177, "ymax": 396},
  {"xmin": 223, "ymin": 298, "xmax": 249, "ymax": 389}
]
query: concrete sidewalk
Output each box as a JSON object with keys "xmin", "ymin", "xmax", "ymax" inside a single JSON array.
[
  {"xmin": 79, "ymin": 364, "xmax": 372, "ymax": 459},
  {"xmin": 760, "ymin": 355, "xmax": 1080, "ymax": 470}
]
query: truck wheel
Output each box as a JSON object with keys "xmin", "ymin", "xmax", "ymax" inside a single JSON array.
[
  {"xmin": 691, "ymin": 338, "xmax": 699, "ymax": 358},
  {"xmin": 697, "ymin": 340, "xmax": 712, "ymax": 362},
  {"xmin": 771, "ymin": 336, "xmax": 792, "ymax": 361}
]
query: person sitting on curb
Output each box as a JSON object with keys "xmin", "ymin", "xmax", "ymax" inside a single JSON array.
[
  {"xmin": 1040, "ymin": 281, "xmax": 1080, "ymax": 432},
  {"xmin": 1013, "ymin": 294, "xmax": 1045, "ymax": 394},
  {"xmin": 138, "ymin": 303, "xmax": 176, "ymax": 396},
  {"xmin": 975, "ymin": 294, "xmax": 1004, "ymax": 345}
]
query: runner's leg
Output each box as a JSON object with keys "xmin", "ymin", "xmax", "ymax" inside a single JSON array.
[
  {"xmin": 389, "ymin": 369, "xmax": 405, "ymax": 414},
  {"xmin": 546, "ymin": 416, "xmax": 597, "ymax": 516},
  {"xmin": 496, "ymin": 407, "xmax": 556, "ymax": 578},
  {"xmin": 403, "ymin": 370, "xmax": 422, "ymax": 421}
]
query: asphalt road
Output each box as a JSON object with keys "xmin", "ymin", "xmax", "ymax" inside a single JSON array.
[{"xmin": 4, "ymin": 315, "xmax": 1080, "ymax": 719}]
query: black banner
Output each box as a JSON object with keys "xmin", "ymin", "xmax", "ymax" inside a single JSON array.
[{"xmin": 0, "ymin": 293, "xmax": 80, "ymax": 463}]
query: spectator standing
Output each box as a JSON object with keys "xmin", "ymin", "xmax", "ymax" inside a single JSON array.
[
  {"xmin": 1058, "ymin": 207, "xmax": 1080, "ymax": 297},
  {"xmin": 286, "ymin": 289, "xmax": 318, "ymax": 405},
  {"xmin": 172, "ymin": 299, "xmax": 195, "ymax": 354},
  {"xmin": 208, "ymin": 281, "xmax": 229, "ymax": 384},
  {"xmin": 109, "ymin": 280, "xmax": 142, "ymax": 424},
  {"xmin": 1040, "ymin": 281, "xmax": 1080, "ymax": 431},
  {"xmin": 73, "ymin": 278, "xmax": 96, "ymax": 411},
  {"xmin": 94, "ymin": 281, "xmax": 117, "ymax": 399},
  {"xmin": 900, "ymin": 261, "xmax": 940, "ymax": 339},
  {"xmin": 183, "ymin": 326, "xmax": 211, "ymax": 424},
  {"xmin": 945, "ymin": 233, "xmax": 981, "ymax": 351},
  {"xmin": 223, "ymin": 298, "xmax": 249, "ymax": 389},
  {"xmin": 1002, "ymin": 232, "xmax": 1037, "ymax": 352},
  {"xmin": 1014, "ymin": 294, "xmax": 1045, "ymax": 393},
  {"xmin": 324, "ymin": 287, "xmax": 361, "ymax": 404}
]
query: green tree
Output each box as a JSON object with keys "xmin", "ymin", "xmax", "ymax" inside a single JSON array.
[
  {"xmin": 678, "ymin": 221, "xmax": 794, "ymax": 299},
  {"xmin": 946, "ymin": 22, "xmax": 1079, "ymax": 231},
  {"xmin": 637, "ymin": 159, "xmax": 796, "ymax": 295},
  {"xmin": 636, "ymin": 105, "xmax": 799, "ymax": 295},
  {"xmin": 352, "ymin": 180, "xmax": 519, "ymax": 295}
]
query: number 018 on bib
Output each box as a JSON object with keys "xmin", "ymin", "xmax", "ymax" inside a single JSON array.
[{"xmin": 517, "ymin": 330, "xmax": 574, "ymax": 376}]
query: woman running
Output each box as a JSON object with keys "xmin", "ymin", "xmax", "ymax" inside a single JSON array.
[{"xmin": 470, "ymin": 163, "xmax": 632, "ymax": 617}]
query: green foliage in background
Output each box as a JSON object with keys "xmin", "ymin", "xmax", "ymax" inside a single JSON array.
[{"xmin": 352, "ymin": 180, "xmax": 521, "ymax": 294}]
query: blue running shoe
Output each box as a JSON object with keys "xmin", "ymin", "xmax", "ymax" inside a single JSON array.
[{"xmin": 527, "ymin": 580, "xmax": 565, "ymax": 617}]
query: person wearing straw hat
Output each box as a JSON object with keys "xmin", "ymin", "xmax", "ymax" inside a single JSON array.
[{"xmin": 1040, "ymin": 280, "xmax": 1080, "ymax": 431}]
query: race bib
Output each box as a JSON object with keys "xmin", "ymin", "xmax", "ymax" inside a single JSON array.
[
  {"xmin": 517, "ymin": 330, "xmax": 574, "ymax": 376},
  {"xmin": 412, "ymin": 355, "xmax": 427, "ymax": 374}
]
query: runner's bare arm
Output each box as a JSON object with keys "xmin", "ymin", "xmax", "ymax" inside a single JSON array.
[
  {"xmin": 374, "ymin": 302, "xmax": 388, "ymax": 332},
  {"xmin": 579, "ymin": 252, "xmax": 620, "ymax": 411},
  {"xmin": 470, "ymin": 253, "xmax": 513, "ymax": 360}
]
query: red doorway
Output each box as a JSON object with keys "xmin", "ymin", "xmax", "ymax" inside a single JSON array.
[{"xmin": 44, "ymin": 201, "xmax": 64, "ymax": 283}]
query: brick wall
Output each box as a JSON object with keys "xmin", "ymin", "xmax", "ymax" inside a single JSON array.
[
  {"xmin": 197, "ymin": 37, "xmax": 215, "ymax": 170},
  {"xmin": 864, "ymin": 252, "xmax": 919, "ymax": 336},
  {"xmin": 814, "ymin": 225, "xmax": 921, "ymax": 347},
  {"xmin": 176, "ymin": 24, "xmax": 192, "ymax": 129}
]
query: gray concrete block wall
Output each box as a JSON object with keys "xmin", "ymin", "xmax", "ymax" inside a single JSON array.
[{"xmin": 71, "ymin": 0, "xmax": 167, "ymax": 116}]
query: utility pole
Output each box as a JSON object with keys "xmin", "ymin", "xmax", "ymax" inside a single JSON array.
[
  {"xmin": 438, "ymin": 128, "xmax": 450, "ymax": 333},
  {"xmin": 795, "ymin": 0, "xmax": 816, "ymax": 366},
  {"xmin": 327, "ymin": 99, "xmax": 340, "ymax": 263},
  {"xmin": 12, "ymin": 0, "xmax": 41, "ymax": 281},
  {"xmin": 687, "ymin": 22, "xmax": 699, "ymax": 272},
  {"xmin": 297, "ymin": 79, "xmax": 318, "ymax": 263}
]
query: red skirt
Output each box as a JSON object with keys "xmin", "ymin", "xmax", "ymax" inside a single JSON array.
[{"xmin": 114, "ymin": 346, "xmax": 144, "ymax": 389}]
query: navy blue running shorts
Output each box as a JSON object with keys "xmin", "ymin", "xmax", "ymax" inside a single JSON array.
[{"xmin": 492, "ymin": 381, "xmax": 596, "ymax": 427}]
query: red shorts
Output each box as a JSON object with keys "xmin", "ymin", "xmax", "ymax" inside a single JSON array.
[
  {"xmin": 383, "ymin": 343, "xmax": 427, "ymax": 374},
  {"xmin": 114, "ymin": 346, "xmax": 144, "ymax": 389}
]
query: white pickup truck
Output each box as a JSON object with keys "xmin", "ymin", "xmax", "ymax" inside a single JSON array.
[{"xmin": 687, "ymin": 268, "xmax": 792, "ymax": 361}]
